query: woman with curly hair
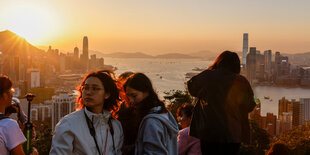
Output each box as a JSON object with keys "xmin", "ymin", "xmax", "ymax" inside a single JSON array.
[{"xmin": 50, "ymin": 70, "xmax": 124, "ymax": 155}]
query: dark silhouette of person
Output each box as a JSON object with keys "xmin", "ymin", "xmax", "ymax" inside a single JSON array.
[{"xmin": 187, "ymin": 51, "xmax": 256, "ymax": 155}]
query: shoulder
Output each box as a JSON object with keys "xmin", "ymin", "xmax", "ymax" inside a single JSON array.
[
  {"xmin": 141, "ymin": 115, "xmax": 164, "ymax": 129},
  {"xmin": 0, "ymin": 118, "xmax": 20, "ymax": 130},
  {"xmin": 55, "ymin": 109, "xmax": 84, "ymax": 129},
  {"xmin": 179, "ymin": 127, "xmax": 189, "ymax": 135},
  {"xmin": 234, "ymin": 74, "xmax": 250, "ymax": 83},
  {"xmin": 62, "ymin": 109, "xmax": 84, "ymax": 122}
]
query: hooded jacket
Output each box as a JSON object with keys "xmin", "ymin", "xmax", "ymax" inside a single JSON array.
[{"xmin": 135, "ymin": 108, "xmax": 179, "ymax": 155}]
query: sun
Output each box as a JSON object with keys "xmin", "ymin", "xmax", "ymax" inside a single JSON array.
[{"xmin": 1, "ymin": 2, "xmax": 61, "ymax": 45}]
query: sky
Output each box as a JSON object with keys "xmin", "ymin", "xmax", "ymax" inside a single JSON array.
[{"xmin": 0, "ymin": 0, "xmax": 310, "ymax": 55}]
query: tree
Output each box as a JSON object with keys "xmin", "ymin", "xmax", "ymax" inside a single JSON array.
[
  {"xmin": 271, "ymin": 125, "xmax": 310, "ymax": 154},
  {"xmin": 32, "ymin": 121, "xmax": 53, "ymax": 154},
  {"xmin": 164, "ymin": 90, "xmax": 194, "ymax": 120},
  {"xmin": 239, "ymin": 120, "xmax": 270, "ymax": 155}
]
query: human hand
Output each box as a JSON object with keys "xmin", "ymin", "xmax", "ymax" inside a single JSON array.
[{"xmin": 30, "ymin": 147, "xmax": 39, "ymax": 155}]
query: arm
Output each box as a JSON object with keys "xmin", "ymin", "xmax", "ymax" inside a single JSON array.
[
  {"xmin": 113, "ymin": 119, "xmax": 124, "ymax": 155},
  {"xmin": 11, "ymin": 144, "xmax": 25, "ymax": 155},
  {"xmin": 241, "ymin": 76, "xmax": 256, "ymax": 112},
  {"xmin": 49, "ymin": 118, "xmax": 74, "ymax": 155},
  {"xmin": 140, "ymin": 118, "xmax": 168, "ymax": 155}
]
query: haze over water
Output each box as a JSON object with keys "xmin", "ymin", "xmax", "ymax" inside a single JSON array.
[{"xmin": 104, "ymin": 57, "xmax": 310, "ymax": 116}]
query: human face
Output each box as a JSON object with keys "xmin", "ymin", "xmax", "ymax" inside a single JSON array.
[
  {"xmin": 178, "ymin": 111, "xmax": 191, "ymax": 129},
  {"xmin": 82, "ymin": 77, "xmax": 110, "ymax": 113},
  {"xmin": 1, "ymin": 88, "xmax": 14, "ymax": 108},
  {"xmin": 125, "ymin": 86, "xmax": 148, "ymax": 105}
]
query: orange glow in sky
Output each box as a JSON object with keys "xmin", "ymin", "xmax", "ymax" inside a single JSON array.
[{"xmin": 0, "ymin": 0, "xmax": 309, "ymax": 54}]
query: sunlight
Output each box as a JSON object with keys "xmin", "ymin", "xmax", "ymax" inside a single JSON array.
[{"xmin": 2, "ymin": 2, "xmax": 61, "ymax": 45}]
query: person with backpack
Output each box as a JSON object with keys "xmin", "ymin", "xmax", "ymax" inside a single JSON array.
[{"xmin": 187, "ymin": 51, "xmax": 256, "ymax": 154}]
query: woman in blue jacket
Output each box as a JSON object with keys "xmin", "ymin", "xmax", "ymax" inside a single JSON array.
[{"xmin": 124, "ymin": 73, "xmax": 178, "ymax": 155}]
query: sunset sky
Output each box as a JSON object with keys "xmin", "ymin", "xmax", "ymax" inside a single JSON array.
[{"xmin": 0, "ymin": 0, "xmax": 309, "ymax": 54}]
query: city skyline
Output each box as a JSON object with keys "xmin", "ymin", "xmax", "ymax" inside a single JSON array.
[{"xmin": 0, "ymin": 0, "xmax": 310, "ymax": 54}]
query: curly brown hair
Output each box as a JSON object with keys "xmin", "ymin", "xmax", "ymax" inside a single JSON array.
[{"xmin": 76, "ymin": 70, "xmax": 120, "ymax": 114}]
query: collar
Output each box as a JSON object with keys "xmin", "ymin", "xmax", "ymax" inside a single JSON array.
[
  {"xmin": 84, "ymin": 107, "xmax": 111, "ymax": 122},
  {"xmin": 149, "ymin": 106, "xmax": 162, "ymax": 113}
]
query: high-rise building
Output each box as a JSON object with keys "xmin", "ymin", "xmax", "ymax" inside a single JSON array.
[
  {"xmin": 242, "ymin": 33, "xmax": 248, "ymax": 65},
  {"xmin": 246, "ymin": 47, "xmax": 256, "ymax": 84},
  {"xmin": 301, "ymin": 98, "xmax": 310, "ymax": 124},
  {"xmin": 27, "ymin": 68, "xmax": 40, "ymax": 88},
  {"xmin": 279, "ymin": 112, "xmax": 292, "ymax": 134},
  {"xmin": 31, "ymin": 103, "xmax": 52, "ymax": 123},
  {"xmin": 278, "ymin": 97, "xmax": 293, "ymax": 118},
  {"xmin": 266, "ymin": 113, "xmax": 277, "ymax": 136},
  {"xmin": 81, "ymin": 36, "xmax": 89, "ymax": 72},
  {"xmin": 293, "ymin": 100, "xmax": 304, "ymax": 127},
  {"xmin": 74, "ymin": 47, "xmax": 79, "ymax": 58},
  {"xmin": 82, "ymin": 36, "xmax": 88, "ymax": 61},
  {"xmin": 264, "ymin": 50, "xmax": 272, "ymax": 79},
  {"xmin": 51, "ymin": 92, "xmax": 76, "ymax": 131},
  {"xmin": 90, "ymin": 54, "xmax": 97, "ymax": 70}
]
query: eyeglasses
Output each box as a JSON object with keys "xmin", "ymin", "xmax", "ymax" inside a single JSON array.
[{"xmin": 81, "ymin": 85, "xmax": 104, "ymax": 93}]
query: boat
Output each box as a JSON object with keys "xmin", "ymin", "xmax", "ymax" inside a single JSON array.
[{"xmin": 264, "ymin": 96, "xmax": 270, "ymax": 99}]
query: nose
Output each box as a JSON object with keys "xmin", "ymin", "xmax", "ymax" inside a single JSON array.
[{"xmin": 83, "ymin": 89, "xmax": 93, "ymax": 95}]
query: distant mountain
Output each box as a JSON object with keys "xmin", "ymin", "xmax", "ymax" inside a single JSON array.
[
  {"xmin": 155, "ymin": 53, "xmax": 197, "ymax": 59},
  {"xmin": 190, "ymin": 50, "xmax": 218, "ymax": 60},
  {"xmin": 89, "ymin": 51, "xmax": 201, "ymax": 59},
  {"xmin": 283, "ymin": 52, "xmax": 310, "ymax": 66},
  {"xmin": 101, "ymin": 52, "xmax": 153, "ymax": 58},
  {"xmin": 0, "ymin": 30, "xmax": 44, "ymax": 56}
]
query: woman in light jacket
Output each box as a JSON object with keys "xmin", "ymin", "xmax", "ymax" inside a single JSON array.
[
  {"xmin": 50, "ymin": 70, "xmax": 124, "ymax": 155},
  {"xmin": 124, "ymin": 73, "xmax": 178, "ymax": 155}
]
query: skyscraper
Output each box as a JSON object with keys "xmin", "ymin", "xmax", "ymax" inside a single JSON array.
[
  {"xmin": 83, "ymin": 36, "xmax": 88, "ymax": 60},
  {"xmin": 246, "ymin": 47, "xmax": 256, "ymax": 84},
  {"xmin": 242, "ymin": 33, "xmax": 248, "ymax": 65},
  {"xmin": 301, "ymin": 98, "xmax": 310, "ymax": 123},
  {"xmin": 278, "ymin": 97, "xmax": 293, "ymax": 118},
  {"xmin": 81, "ymin": 36, "xmax": 89, "ymax": 72},
  {"xmin": 74, "ymin": 47, "xmax": 79, "ymax": 58},
  {"xmin": 293, "ymin": 100, "xmax": 304, "ymax": 127}
]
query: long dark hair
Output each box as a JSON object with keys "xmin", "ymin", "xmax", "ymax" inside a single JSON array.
[
  {"xmin": 0, "ymin": 74, "xmax": 12, "ymax": 98},
  {"xmin": 208, "ymin": 51, "xmax": 241, "ymax": 74},
  {"xmin": 76, "ymin": 70, "xmax": 120, "ymax": 114},
  {"xmin": 123, "ymin": 73, "xmax": 167, "ymax": 119}
]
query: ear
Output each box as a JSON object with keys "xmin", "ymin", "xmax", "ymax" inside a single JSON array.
[{"xmin": 104, "ymin": 93, "xmax": 110, "ymax": 100}]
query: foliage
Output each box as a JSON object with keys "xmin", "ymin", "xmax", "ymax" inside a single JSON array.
[
  {"xmin": 32, "ymin": 121, "xmax": 53, "ymax": 154},
  {"xmin": 271, "ymin": 125, "xmax": 310, "ymax": 154},
  {"xmin": 239, "ymin": 120, "xmax": 270, "ymax": 155},
  {"xmin": 164, "ymin": 90, "xmax": 194, "ymax": 120}
]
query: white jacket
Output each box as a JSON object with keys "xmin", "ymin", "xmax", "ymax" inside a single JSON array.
[{"xmin": 50, "ymin": 108, "xmax": 123, "ymax": 155}]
